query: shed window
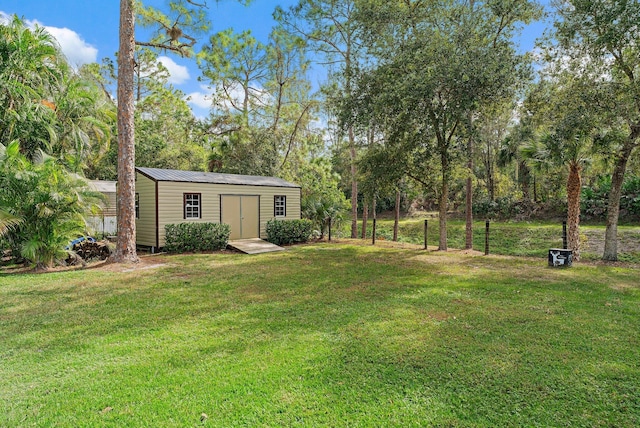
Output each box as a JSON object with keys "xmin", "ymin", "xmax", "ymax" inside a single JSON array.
[
  {"xmin": 184, "ymin": 193, "xmax": 201, "ymax": 219},
  {"xmin": 135, "ymin": 193, "xmax": 139, "ymax": 219},
  {"xmin": 274, "ymin": 195, "xmax": 286, "ymax": 217}
]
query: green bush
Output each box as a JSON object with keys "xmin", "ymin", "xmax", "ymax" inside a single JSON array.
[
  {"xmin": 473, "ymin": 196, "xmax": 523, "ymax": 219},
  {"xmin": 266, "ymin": 219, "xmax": 313, "ymax": 246},
  {"xmin": 164, "ymin": 222, "xmax": 230, "ymax": 253},
  {"xmin": 0, "ymin": 142, "xmax": 103, "ymax": 269},
  {"xmin": 582, "ymin": 175, "xmax": 640, "ymax": 220}
]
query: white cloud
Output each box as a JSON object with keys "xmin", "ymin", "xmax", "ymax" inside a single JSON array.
[
  {"xmin": 157, "ymin": 56, "xmax": 190, "ymax": 85},
  {"xmin": 43, "ymin": 25, "xmax": 97, "ymax": 67},
  {"xmin": 0, "ymin": 11, "xmax": 97, "ymax": 67},
  {"xmin": 185, "ymin": 91, "xmax": 212, "ymax": 109},
  {"xmin": 185, "ymin": 82, "xmax": 273, "ymax": 114}
]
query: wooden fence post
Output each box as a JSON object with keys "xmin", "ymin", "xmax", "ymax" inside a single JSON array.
[
  {"xmin": 424, "ymin": 219, "xmax": 428, "ymax": 250},
  {"xmin": 372, "ymin": 218, "xmax": 377, "ymax": 245},
  {"xmin": 485, "ymin": 220, "xmax": 490, "ymax": 255}
]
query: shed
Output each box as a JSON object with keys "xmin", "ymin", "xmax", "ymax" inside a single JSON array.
[
  {"xmin": 87, "ymin": 180, "xmax": 117, "ymax": 235},
  {"xmin": 135, "ymin": 167, "xmax": 301, "ymax": 249}
]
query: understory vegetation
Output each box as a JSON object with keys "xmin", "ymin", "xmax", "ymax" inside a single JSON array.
[{"xmin": 1, "ymin": 244, "xmax": 638, "ymax": 426}]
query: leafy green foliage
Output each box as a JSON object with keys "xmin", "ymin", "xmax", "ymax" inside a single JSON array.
[
  {"xmin": 164, "ymin": 222, "xmax": 230, "ymax": 253},
  {"xmin": 135, "ymin": 71, "xmax": 207, "ymax": 172},
  {"xmin": 198, "ymin": 25, "xmax": 316, "ymax": 179},
  {"xmin": 299, "ymin": 159, "xmax": 350, "ymax": 237},
  {"xmin": 0, "ymin": 16, "xmax": 114, "ymax": 175},
  {"xmin": 582, "ymin": 175, "xmax": 640, "ymax": 220},
  {"xmin": 473, "ymin": 196, "xmax": 525, "ymax": 220},
  {"xmin": 0, "ymin": 141, "xmax": 102, "ymax": 269},
  {"xmin": 135, "ymin": 0, "xmax": 210, "ymax": 58},
  {"xmin": 0, "ymin": 16, "xmax": 65, "ymax": 158},
  {"xmin": 0, "ymin": 209, "xmax": 22, "ymax": 238},
  {"xmin": 344, "ymin": 0, "xmax": 542, "ymax": 249},
  {"xmin": 266, "ymin": 219, "xmax": 312, "ymax": 245}
]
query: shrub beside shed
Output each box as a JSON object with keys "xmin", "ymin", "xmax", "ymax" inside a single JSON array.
[{"xmin": 134, "ymin": 167, "xmax": 301, "ymax": 250}]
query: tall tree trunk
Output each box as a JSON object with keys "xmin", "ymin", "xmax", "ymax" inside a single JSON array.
[
  {"xmin": 393, "ymin": 188, "xmax": 400, "ymax": 241},
  {"xmin": 603, "ymin": 133, "xmax": 639, "ymax": 260},
  {"xmin": 566, "ymin": 161, "xmax": 582, "ymax": 261},
  {"xmin": 349, "ymin": 127, "xmax": 358, "ymax": 238},
  {"xmin": 439, "ymin": 180, "xmax": 448, "ymax": 251},
  {"xmin": 361, "ymin": 200, "xmax": 368, "ymax": 239},
  {"xmin": 438, "ymin": 143, "xmax": 449, "ymax": 251},
  {"xmin": 372, "ymin": 194, "xmax": 377, "ymax": 241},
  {"xmin": 372, "ymin": 195, "xmax": 377, "ymax": 220},
  {"xmin": 465, "ymin": 136, "xmax": 473, "ymax": 250},
  {"xmin": 486, "ymin": 145, "xmax": 495, "ymax": 202},
  {"xmin": 520, "ymin": 161, "xmax": 531, "ymax": 202},
  {"xmin": 112, "ymin": 0, "xmax": 138, "ymax": 263}
]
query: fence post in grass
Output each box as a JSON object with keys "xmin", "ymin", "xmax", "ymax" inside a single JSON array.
[
  {"xmin": 372, "ymin": 218, "xmax": 377, "ymax": 245},
  {"xmin": 485, "ymin": 220, "xmax": 490, "ymax": 255},
  {"xmin": 328, "ymin": 217, "xmax": 332, "ymax": 242},
  {"xmin": 424, "ymin": 219, "xmax": 428, "ymax": 250},
  {"xmin": 562, "ymin": 221, "xmax": 567, "ymax": 249}
]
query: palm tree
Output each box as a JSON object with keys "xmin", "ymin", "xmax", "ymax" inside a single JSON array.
[
  {"xmin": 0, "ymin": 141, "xmax": 102, "ymax": 269},
  {"xmin": 0, "ymin": 15, "xmax": 65, "ymax": 158},
  {"xmin": 52, "ymin": 73, "xmax": 114, "ymax": 173},
  {"xmin": 0, "ymin": 209, "xmax": 21, "ymax": 237}
]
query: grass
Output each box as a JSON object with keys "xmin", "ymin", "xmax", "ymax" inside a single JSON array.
[
  {"xmin": 343, "ymin": 217, "xmax": 640, "ymax": 262},
  {"xmin": 1, "ymin": 243, "xmax": 639, "ymax": 426}
]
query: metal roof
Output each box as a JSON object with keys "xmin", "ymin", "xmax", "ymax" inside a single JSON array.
[{"xmin": 136, "ymin": 167, "xmax": 300, "ymax": 188}]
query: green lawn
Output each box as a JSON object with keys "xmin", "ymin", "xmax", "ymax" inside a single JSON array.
[
  {"xmin": 1, "ymin": 243, "xmax": 639, "ymax": 426},
  {"xmin": 346, "ymin": 217, "xmax": 640, "ymax": 262}
]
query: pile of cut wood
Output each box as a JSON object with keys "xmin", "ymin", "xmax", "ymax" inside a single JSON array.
[{"xmin": 67, "ymin": 240, "xmax": 111, "ymax": 265}]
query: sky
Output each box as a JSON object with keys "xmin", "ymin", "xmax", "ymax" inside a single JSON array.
[{"xmin": 1, "ymin": 0, "xmax": 553, "ymax": 119}]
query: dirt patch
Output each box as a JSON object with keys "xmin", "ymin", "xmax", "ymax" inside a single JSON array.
[
  {"xmin": 95, "ymin": 255, "xmax": 171, "ymax": 272},
  {"xmin": 583, "ymin": 229, "xmax": 640, "ymax": 255},
  {"xmin": 427, "ymin": 311, "xmax": 451, "ymax": 321}
]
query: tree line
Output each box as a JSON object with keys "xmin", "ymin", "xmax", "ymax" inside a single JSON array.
[{"xmin": 2, "ymin": 0, "xmax": 639, "ymax": 268}]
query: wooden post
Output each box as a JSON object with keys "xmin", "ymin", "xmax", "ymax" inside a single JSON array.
[
  {"xmin": 562, "ymin": 221, "xmax": 567, "ymax": 249},
  {"xmin": 372, "ymin": 218, "xmax": 377, "ymax": 245},
  {"xmin": 424, "ymin": 219, "xmax": 428, "ymax": 250},
  {"xmin": 328, "ymin": 217, "xmax": 332, "ymax": 242},
  {"xmin": 485, "ymin": 220, "xmax": 490, "ymax": 255}
]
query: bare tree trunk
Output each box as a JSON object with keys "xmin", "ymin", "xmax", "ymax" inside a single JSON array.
[
  {"xmin": 567, "ymin": 161, "xmax": 582, "ymax": 261},
  {"xmin": 372, "ymin": 194, "xmax": 377, "ymax": 241},
  {"xmin": 372, "ymin": 196, "xmax": 377, "ymax": 220},
  {"xmin": 393, "ymin": 188, "xmax": 400, "ymax": 241},
  {"xmin": 349, "ymin": 127, "xmax": 358, "ymax": 238},
  {"xmin": 465, "ymin": 136, "xmax": 473, "ymax": 250},
  {"xmin": 361, "ymin": 200, "xmax": 368, "ymax": 239},
  {"xmin": 520, "ymin": 161, "xmax": 531, "ymax": 202},
  {"xmin": 603, "ymin": 134, "xmax": 638, "ymax": 260},
  {"xmin": 439, "ymin": 180, "xmax": 448, "ymax": 251},
  {"xmin": 111, "ymin": 0, "xmax": 138, "ymax": 263}
]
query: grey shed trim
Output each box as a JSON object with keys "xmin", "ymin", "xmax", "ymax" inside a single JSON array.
[{"xmin": 136, "ymin": 167, "xmax": 300, "ymax": 189}]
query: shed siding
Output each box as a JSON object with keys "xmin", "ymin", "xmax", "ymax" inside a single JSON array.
[
  {"xmin": 155, "ymin": 182, "xmax": 300, "ymax": 247},
  {"xmin": 135, "ymin": 173, "xmax": 157, "ymax": 247}
]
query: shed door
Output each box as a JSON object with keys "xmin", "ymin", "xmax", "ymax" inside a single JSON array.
[{"xmin": 221, "ymin": 195, "xmax": 259, "ymax": 240}]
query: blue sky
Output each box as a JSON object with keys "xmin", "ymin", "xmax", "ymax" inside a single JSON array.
[{"xmin": 1, "ymin": 0, "xmax": 552, "ymax": 118}]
